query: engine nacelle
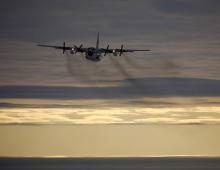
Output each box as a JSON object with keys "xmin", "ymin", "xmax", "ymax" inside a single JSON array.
[
  {"xmin": 113, "ymin": 49, "xmax": 118, "ymax": 56},
  {"xmin": 70, "ymin": 48, "xmax": 75, "ymax": 54}
]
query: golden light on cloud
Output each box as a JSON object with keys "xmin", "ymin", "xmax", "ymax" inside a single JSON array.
[{"xmin": 1, "ymin": 105, "xmax": 220, "ymax": 125}]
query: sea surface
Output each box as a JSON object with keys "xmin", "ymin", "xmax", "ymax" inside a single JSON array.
[{"xmin": 0, "ymin": 157, "xmax": 220, "ymax": 170}]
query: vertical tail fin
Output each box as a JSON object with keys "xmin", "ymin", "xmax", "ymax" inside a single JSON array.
[{"xmin": 96, "ymin": 32, "xmax": 99, "ymax": 49}]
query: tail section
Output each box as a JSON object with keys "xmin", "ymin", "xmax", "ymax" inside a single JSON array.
[{"xmin": 96, "ymin": 32, "xmax": 99, "ymax": 49}]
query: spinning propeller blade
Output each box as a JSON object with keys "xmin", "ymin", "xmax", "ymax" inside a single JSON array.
[
  {"xmin": 79, "ymin": 44, "xmax": 83, "ymax": 49},
  {"xmin": 104, "ymin": 45, "xmax": 109, "ymax": 56},
  {"xmin": 119, "ymin": 45, "xmax": 124, "ymax": 56},
  {"xmin": 63, "ymin": 42, "xmax": 66, "ymax": 54},
  {"xmin": 74, "ymin": 44, "xmax": 83, "ymax": 54}
]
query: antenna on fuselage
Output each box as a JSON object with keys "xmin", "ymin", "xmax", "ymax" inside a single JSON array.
[{"xmin": 96, "ymin": 32, "xmax": 99, "ymax": 49}]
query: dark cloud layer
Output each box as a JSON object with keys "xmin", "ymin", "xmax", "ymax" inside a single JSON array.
[
  {"xmin": 154, "ymin": 0, "xmax": 220, "ymax": 16},
  {"xmin": 0, "ymin": 0, "xmax": 220, "ymax": 42},
  {"xmin": 1, "ymin": 77, "xmax": 220, "ymax": 100}
]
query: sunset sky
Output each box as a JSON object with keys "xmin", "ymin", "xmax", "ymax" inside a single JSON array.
[{"xmin": 0, "ymin": 0, "xmax": 220, "ymax": 157}]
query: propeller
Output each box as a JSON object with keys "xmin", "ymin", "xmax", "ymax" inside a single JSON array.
[
  {"xmin": 74, "ymin": 44, "xmax": 83, "ymax": 54},
  {"xmin": 79, "ymin": 44, "xmax": 83, "ymax": 50},
  {"xmin": 104, "ymin": 45, "xmax": 109, "ymax": 56},
  {"xmin": 119, "ymin": 45, "xmax": 124, "ymax": 56},
  {"xmin": 63, "ymin": 42, "xmax": 66, "ymax": 54}
]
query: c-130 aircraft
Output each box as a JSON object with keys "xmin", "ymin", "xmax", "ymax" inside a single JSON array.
[{"xmin": 38, "ymin": 33, "xmax": 150, "ymax": 62}]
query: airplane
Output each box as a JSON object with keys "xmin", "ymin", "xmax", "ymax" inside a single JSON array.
[{"xmin": 38, "ymin": 33, "xmax": 150, "ymax": 62}]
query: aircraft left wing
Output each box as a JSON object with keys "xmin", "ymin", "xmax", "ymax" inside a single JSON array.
[
  {"xmin": 38, "ymin": 42, "xmax": 73, "ymax": 54},
  {"xmin": 38, "ymin": 43, "xmax": 87, "ymax": 54}
]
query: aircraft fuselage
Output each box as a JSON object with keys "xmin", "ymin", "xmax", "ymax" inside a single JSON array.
[{"xmin": 85, "ymin": 47, "xmax": 102, "ymax": 62}]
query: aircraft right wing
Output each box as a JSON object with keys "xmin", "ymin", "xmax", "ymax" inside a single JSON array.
[{"xmin": 100, "ymin": 45, "xmax": 150, "ymax": 56}]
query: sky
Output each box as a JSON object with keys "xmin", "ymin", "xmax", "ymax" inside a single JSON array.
[{"xmin": 0, "ymin": 0, "xmax": 220, "ymax": 157}]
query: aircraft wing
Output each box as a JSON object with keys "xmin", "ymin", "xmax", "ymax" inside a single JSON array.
[
  {"xmin": 114, "ymin": 48, "xmax": 150, "ymax": 52},
  {"xmin": 100, "ymin": 49, "xmax": 150, "ymax": 52},
  {"xmin": 37, "ymin": 44, "xmax": 72, "ymax": 50},
  {"xmin": 100, "ymin": 46, "xmax": 150, "ymax": 56},
  {"xmin": 37, "ymin": 43, "xmax": 88, "ymax": 54}
]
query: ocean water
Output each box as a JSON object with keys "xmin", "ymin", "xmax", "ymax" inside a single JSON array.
[{"xmin": 0, "ymin": 157, "xmax": 220, "ymax": 170}]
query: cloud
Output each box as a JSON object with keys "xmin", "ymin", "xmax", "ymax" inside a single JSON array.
[
  {"xmin": 153, "ymin": 0, "xmax": 220, "ymax": 17},
  {"xmin": 134, "ymin": 117, "xmax": 220, "ymax": 125},
  {"xmin": 1, "ymin": 77, "xmax": 220, "ymax": 100},
  {"xmin": 1, "ymin": 0, "xmax": 220, "ymax": 42},
  {"xmin": 70, "ymin": 115, "xmax": 124, "ymax": 124},
  {"xmin": 1, "ymin": 106, "xmax": 220, "ymax": 125}
]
